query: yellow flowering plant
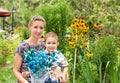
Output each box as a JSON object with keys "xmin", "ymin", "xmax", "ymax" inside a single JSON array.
[
  {"xmin": 67, "ymin": 17, "xmax": 95, "ymax": 83},
  {"xmin": 67, "ymin": 16, "xmax": 119, "ymax": 83}
]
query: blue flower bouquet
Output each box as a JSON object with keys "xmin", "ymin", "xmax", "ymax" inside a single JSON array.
[{"xmin": 24, "ymin": 47, "xmax": 58, "ymax": 83}]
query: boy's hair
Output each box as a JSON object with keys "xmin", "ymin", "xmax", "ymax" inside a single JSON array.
[
  {"xmin": 28, "ymin": 15, "xmax": 46, "ymax": 28},
  {"xmin": 45, "ymin": 32, "xmax": 58, "ymax": 42}
]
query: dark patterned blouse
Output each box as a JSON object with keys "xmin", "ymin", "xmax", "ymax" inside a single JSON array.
[{"xmin": 15, "ymin": 40, "xmax": 45, "ymax": 83}]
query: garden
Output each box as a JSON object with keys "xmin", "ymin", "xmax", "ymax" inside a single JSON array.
[{"xmin": 0, "ymin": 0, "xmax": 120, "ymax": 83}]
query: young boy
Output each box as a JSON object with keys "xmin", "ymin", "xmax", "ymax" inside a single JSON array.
[
  {"xmin": 22, "ymin": 32, "xmax": 68, "ymax": 83},
  {"xmin": 44, "ymin": 32, "xmax": 68, "ymax": 83}
]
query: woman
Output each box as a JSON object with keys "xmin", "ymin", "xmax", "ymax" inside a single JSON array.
[{"xmin": 13, "ymin": 15, "xmax": 46, "ymax": 83}]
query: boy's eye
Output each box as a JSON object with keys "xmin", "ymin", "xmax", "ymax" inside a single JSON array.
[
  {"xmin": 47, "ymin": 42, "xmax": 51, "ymax": 44},
  {"xmin": 53, "ymin": 42, "xmax": 56, "ymax": 44},
  {"xmin": 47, "ymin": 42, "xmax": 56, "ymax": 44}
]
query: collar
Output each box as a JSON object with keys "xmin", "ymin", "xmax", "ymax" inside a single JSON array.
[{"xmin": 44, "ymin": 49, "xmax": 61, "ymax": 55}]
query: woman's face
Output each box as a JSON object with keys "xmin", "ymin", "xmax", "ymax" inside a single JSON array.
[{"xmin": 29, "ymin": 21, "xmax": 44, "ymax": 39}]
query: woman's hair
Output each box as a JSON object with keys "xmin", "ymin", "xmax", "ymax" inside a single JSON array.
[
  {"xmin": 28, "ymin": 15, "xmax": 46, "ymax": 28},
  {"xmin": 44, "ymin": 32, "xmax": 58, "ymax": 42}
]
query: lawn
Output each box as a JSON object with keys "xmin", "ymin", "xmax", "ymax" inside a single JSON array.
[
  {"xmin": 0, "ymin": 64, "xmax": 16, "ymax": 83},
  {"xmin": 0, "ymin": 55, "xmax": 16, "ymax": 83}
]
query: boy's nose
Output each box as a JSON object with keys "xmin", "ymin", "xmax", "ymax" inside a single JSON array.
[{"xmin": 37, "ymin": 29, "xmax": 41, "ymax": 32}]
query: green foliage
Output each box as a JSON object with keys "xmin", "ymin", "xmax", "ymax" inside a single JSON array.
[
  {"xmin": 90, "ymin": 35, "xmax": 118, "ymax": 82},
  {"xmin": 0, "ymin": 40, "xmax": 10, "ymax": 66},
  {"xmin": 0, "ymin": 35, "xmax": 21, "ymax": 67},
  {"xmin": 76, "ymin": 53, "xmax": 95, "ymax": 83},
  {"xmin": 68, "ymin": 0, "xmax": 120, "ymax": 37},
  {"xmin": 0, "ymin": 66, "xmax": 16, "ymax": 83},
  {"xmin": 0, "ymin": 30, "xmax": 6, "ymax": 39},
  {"xmin": 1, "ymin": 0, "xmax": 120, "ymax": 83},
  {"xmin": 34, "ymin": 1, "xmax": 74, "ymax": 53},
  {"xmin": 91, "ymin": 35, "xmax": 117, "ymax": 65},
  {"xmin": 19, "ymin": 26, "xmax": 30, "ymax": 40},
  {"xmin": 0, "ymin": 35, "xmax": 21, "ymax": 82}
]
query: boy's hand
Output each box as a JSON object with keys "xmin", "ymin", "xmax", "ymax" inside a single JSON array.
[
  {"xmin": 22, "ymin": 71, "xmax": 30, "ymax": 78},
  {"xmin": 62, "ymin": 67, "xmax": 68, "ymax": 83},
  {"xmin": 61, "ymin": 73, "xmax": 68, "ymax": 83},
  {"xmin": 54, "ymin": 67, "xmax": 63, "ymax": 82}
]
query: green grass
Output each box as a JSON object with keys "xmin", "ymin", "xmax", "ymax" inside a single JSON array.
[
  {"xmin": 0, "ymin": 65, "xmax": 16, "ymax": 83},
  {"xmin": 0, "ymin": 37, "xmax": 22, "ymax": 83},
  {"xmin": 0, "ymin": 54, "xmax": 16, "ymax": 83}
]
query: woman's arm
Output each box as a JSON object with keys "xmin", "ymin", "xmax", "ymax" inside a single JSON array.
[{"xmin": 13, "ymin": 53, "xmax": 29, "ymax": 83}]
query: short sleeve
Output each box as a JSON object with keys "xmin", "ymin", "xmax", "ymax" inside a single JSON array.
[
  {"xmin": 57, "ymin": 53, "xmax": 68, "ymax": 67},
  {"xmin": 14, "ymin": 42, "xmax": 27, "ymax": 58},
  {"xmin": 39, "ymin": 40, "xmax": 45, "ymax": 50}
]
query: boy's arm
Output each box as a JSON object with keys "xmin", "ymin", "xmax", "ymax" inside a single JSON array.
[
  {"xmin": 62, "ymin": 66, "xmax": 68, "ymax": 83},
  {"xmin": 53, "ymin": 67, "xmax": 63, "ymax": 79},
  {"xmin": 58, "ymin": 52, "xmax": 68, "ymax": 83}
]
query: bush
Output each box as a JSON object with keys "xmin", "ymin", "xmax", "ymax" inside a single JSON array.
[
  {"xmin": 0, "ymin": 40, "xmax": 10, "ymax": 66},
  {"xmin": 90, "ymin": 35, "xmax": 118, "ymax": 82},
  {"xmin": 34, "ymin": 1, "xmax": 74, "ymax": 53}
]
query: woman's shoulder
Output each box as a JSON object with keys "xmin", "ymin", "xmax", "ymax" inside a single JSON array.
[
  {"xmin": 15, "ymin": 40, "xmax": 29, "ymax": 57},
  {"xmin": 17, "ymin": 40, "xmax": 30, "ymax": 49},
  {"xmin": 38, "ymin": 40, "xmax": 45, "ymax": 49},
  {"xmin": 18, "ymin": 40, "xmax": 45, "ymax": 50},
  {"xmin": 38, "ymin": 40, "xmax": 44, "ymax": 45}
]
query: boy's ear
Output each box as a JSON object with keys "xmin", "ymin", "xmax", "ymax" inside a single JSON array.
[
  {"xmin": 43, "ymin": 42, "xmax": 46, "ymax": 46},
  {"xmin": 57, "ymin": 42, "xmax": 59, "ymax": 46}
]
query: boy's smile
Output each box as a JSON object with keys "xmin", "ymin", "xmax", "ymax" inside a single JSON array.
[{"xmin": 44, "ymin": 37, "xmax": 59, "ymax": 52}]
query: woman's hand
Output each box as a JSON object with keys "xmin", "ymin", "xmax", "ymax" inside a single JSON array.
[{"xmin": 22, "ymin": 71, "xmax": 30, "ymax": 78}]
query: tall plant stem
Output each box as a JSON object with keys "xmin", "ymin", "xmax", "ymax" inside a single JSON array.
[
  {"xmin": 73, "ymin": 30, "xmax": 78, "ymax": 83},
  {"xmin": 99, "ymin": 58, "xmax": 102, "ymax": 83},
  {"xmin": 73, "ymin": 47, "xmax": 77, "ymax": 83}
]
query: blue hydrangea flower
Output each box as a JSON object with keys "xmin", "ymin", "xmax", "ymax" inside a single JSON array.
[{"xmin": 24, "ymin": 47, "xmax": 61, "ymax": 78}]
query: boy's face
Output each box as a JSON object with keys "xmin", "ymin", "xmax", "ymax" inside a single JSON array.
[{"xmin": 44, "ymin": 37, "xmax": 59, "ymax": 52}]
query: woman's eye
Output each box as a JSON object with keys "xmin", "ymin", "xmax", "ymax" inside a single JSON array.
[
  {"xmin": 40, "ymin": 26, "xmax": 44, "ymax": 29},
  {"xmin": 34, "ymin": 26, "xmax": 38, "ymax": 29}
]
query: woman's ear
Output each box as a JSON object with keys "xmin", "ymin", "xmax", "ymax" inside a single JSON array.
[{"xmin": 28, "ymin": 25, "xmax": 30, "ymax": 30}]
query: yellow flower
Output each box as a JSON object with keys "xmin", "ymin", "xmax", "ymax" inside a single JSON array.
[
  {"xmin": 69, "ymin": 41, "xmax": 76, "ymax": 48},
  {"xmin": 40, "ymin": 35, "xmax": 44, "ymax": 41},
  {"xmin": 74, "ymin": 17, "xmax": 79, "ymax": 22},
  {"xmin": 71, "ymin": 22, "xmax": 78, "ymax": 28},
  {"xmin": 81, "ymin": 36, "xmax": 86, "ymax": 40},
  {"xmin": 80, "ymin": 18, "xmax": 85, "ymax": 23},
  {"xmin": 94, "ymin": 23, "xmax": 99, "ymax": 28},
  {"xmin": 71, "ymin": 22, "xmax": 76, "ymax": 27},
  {"xmin": 13, "ymin": 27, "xmax": 21, "ymax": 34},
  {"xmin": 80, "ymin": 35, "xmax": 87, "ymax": 40},
  {"xmin": 80, "ymin": 23, "xmax": 85, "ymax": 26},
  {"xmin": 72, "ymin": 34, "xmax": 77, "ymax": 40},
  {"xmin": 80, "ymin": 42, "xmax": 87, "ymax": 48},
  {"xmin": 76, "ymin": 26, "xmax": 82, "ymax": 32},
  {"xmin": 87, "ymin": 52, "xmax": 93, "ymax": 57},
  {"xmin": 82, "ymin": 25, "xmax": 89, "ymax": 32}
]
